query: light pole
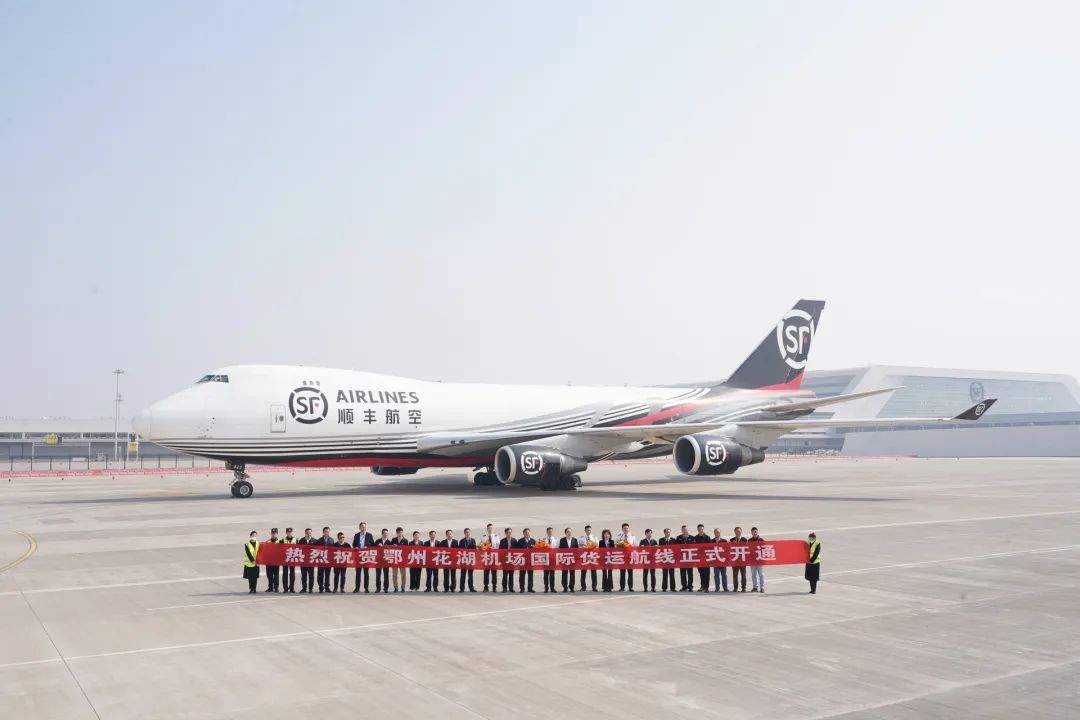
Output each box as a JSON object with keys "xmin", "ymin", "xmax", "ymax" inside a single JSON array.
[{"xmin": 112, "ymin": 369, "xmax": 125, "ymax": 462}]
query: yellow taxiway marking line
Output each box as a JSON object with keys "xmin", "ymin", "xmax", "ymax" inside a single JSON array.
[{"xmin": 0, "ymin": 531, "xmax": 37, "ymax": 574}]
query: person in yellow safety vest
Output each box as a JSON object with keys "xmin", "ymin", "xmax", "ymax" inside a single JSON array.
[
  {"xmin": 804, "ymin": 532, "xmax": 821, "ymax": 594},
  {"xmin": 243, "ymin": 531, "xmax": 261, "ymax": 594},
  {"xmin": 281, "ymin": 527, "xmax": 298, "ymax": 593}
]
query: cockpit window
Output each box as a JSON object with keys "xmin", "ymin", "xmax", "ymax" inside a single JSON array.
[{"xmin": 196, "ymin": 374, "xmax": 229, "ymax": 384}]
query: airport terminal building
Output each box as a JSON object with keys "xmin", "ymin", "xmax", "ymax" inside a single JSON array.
[{"xmin": 772, "ymin": 366, "xmax": 1080, "ymax": 457}]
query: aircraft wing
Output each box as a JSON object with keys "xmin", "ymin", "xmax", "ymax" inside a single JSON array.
[
  {"xmin": 729, "ymin": 386, "xmax": 901, "ymax": 417},
  {"xmin": 418, "ymin": 399, "xmax": 997, "ymax": 455}
]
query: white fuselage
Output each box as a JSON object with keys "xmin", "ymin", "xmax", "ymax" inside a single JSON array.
[{"xmin": 133, "ymin": 365, "xmax": 809, "ymax": 469}]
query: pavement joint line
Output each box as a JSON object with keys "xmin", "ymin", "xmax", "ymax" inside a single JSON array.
[
  {"xmin": 0, "ymin": 530, "xmax": 37, "ymax": 574},
  {"xmin": 805, "ymin": 656, "xmax": 1080, "ymax": 720},
  {"xmin": 14, "ymin": 587, "xmax": 103, "ymax": 719}
]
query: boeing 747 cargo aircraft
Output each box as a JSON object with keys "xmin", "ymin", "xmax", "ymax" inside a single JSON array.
[{"xmin": 132, "ymin": 300, "xmax": 995, "ymax": 497}]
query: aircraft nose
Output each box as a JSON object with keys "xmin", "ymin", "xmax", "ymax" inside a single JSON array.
[{"xmin": 131, "ymin": 407, "xmax": 153, "ymax": 439}]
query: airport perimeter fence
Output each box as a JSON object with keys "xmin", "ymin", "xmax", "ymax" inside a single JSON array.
[{"xmin": 4, "ymin": 455, "xmax": 228, "ymax": 473}]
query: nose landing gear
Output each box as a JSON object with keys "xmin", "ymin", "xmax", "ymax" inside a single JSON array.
[{"xmin": 228, "ymin": 462, "xmax": 254, "ymax": 498}]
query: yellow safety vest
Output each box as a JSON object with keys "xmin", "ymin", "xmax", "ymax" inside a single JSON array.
[
  {"xmin": 283, "ymin": 536, "xmax": 297, "ymax": 544},
  {"xmin": 807, "ymin": 540, "xmax": 821, "ymax": 564},
  {"xmin": 244, "ymin": 541, "xmax": 260, "ymax": 568}
]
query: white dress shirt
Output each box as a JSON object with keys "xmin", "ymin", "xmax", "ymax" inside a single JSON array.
[
  {"xmin": 617, "ymin": 532, "xmax": 637, "ymax": 545},
  {"xmin": 579, "ymin": 533, "xmax": 598, "ymax": 546}
]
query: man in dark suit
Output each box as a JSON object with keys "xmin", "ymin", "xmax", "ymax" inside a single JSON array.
[
  {"xmin": 639, "ymin": 528, "xmax": 658, "ymax": 592},
  {"xmin": 373, "ymin": 528, "xmax": 391, "ymax": 593},
  {"xmin": 498, "ymin": 527, "xmax": 516, "ymax": 593},
  {"xmin": 517, "ymin": 528, "xmax": 536, "ymax": 593},
  {"xmin": 408, "ymin": 531, "xmax": 423, "ymax": 591},
  {"xmin": 676, "ymin": 525, "xmax": 694, "ymax": 592},
  {"xmin": 316, "ymin": 526, "xmax": 334, "ymax": 593},
  {"xmin": 658, "ymin": 527, "xmax": 677, "ymax": 592},
  {"xmin": 297, "ymin": 528, "xmax": 317, "ymax": 593},
  {"xmin": 351, "ymin": 522, "xmax": 375, "ymax": 593},
  {"xmin": 438, "ymin": 529, "xmax": 458, "ymax": 592},
  {"xmin": 694, "ymin": 524, "xmax": 711, "ymax": 592},
  {"xmin": 458, "ymin": 528, "xmax": 477, "ymax": 592},
  {"xmin": 425, "ymin": 530, "xmax": 439, "ymax": 592},
  {"xmin": 559, "ymin": 527, "xmax": 578, "ymax": 592}
]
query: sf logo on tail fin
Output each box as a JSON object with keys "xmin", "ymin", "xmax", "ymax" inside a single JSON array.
[{"xmin": 775, "ymin": 309, "xmax": 816, "ymax": 369}]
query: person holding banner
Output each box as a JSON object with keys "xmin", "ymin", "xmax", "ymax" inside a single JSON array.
[
  {"xmin": 559, "ymin": 527, "xmax": 578, "ymax": 592},
  {"xmin": 694, "ymin": 524, "xmax": 711, "ymax": 592},
  {"xmin": 729, "ymin": 527, "xmax": 748, "ymax": 593},
  {"xmin": 541, "ymin": 527, "xmax": 558, "ymax": 593},
  {"xmin": 712, "ymin": 528, "xmax": 729, "ymax": 593},
  {"xmin": 598, "ymin": 530, "xmax": 615, "ymax": 591},
  {"xmin": 617, "ymin": 523, "xmax": 636, "ymax": 592},
  {"xmin": 374, "ymin": 528, "xmax": 392, "ymax": 593},
  {"xmin": 676, "ymin": 525, "xmax": 694, "ymax": 591},
  {"xmin": 352, "ymin": 522, "xmax": 374, "ymax": 593},
  {"xmin": 391, "ymin": 527, "xmax": 408, "ymax": 592},
  {"xmin": 805, "ymin": 532, "xmax": 821, "ymax": 594},
  {"xmin": 640, "ymin": 529, "xmax": 657, "ymax": 592},
  {"xmin": 481, "ymin": 523, "xmax": 499, "ymax": 591},
  {"xmin": 316, "ymin": 527, "xmax": 334, "ymax": 593},
  {"xmin": 579, "ymin": 525, "xmax": 599, "ymax": 592},
  {"xmin": 517, "ymin": 528, "xmax": 536, "ymax": 593},
  {"xmin": 425, "ymin": 530, "xmax": 439, "ymax": 592},
  {"xmin": 458, "ymin": 528, "xmax": 477, "ymax": 592},
  {"xmin": 264, "ymin": 528, "xmax": 281, "ymax": 593},
  {"xmin": 748, "ymin": 527, "xmax": 765, "ymax": 593},
  {"xmin": 499, "ymin": 527, "xmax": 516, "ymax": 592},
  {"xmin": 408, "ymin": 531, "xmax": 423, "ymax": 591},
  {"xmin": 439, "ymin": 529, "xmax": 458, "ymax": 592},
  {"xmin": 243, "ymin": 531, "xmax": 260, "ymax": 593},
  {"xmin": 281, "ymin": 527, "xmax": 297, "ymax": 593},
  {"xmin": 333, "ymin": 532, "xmax": 349, "ymax": 593},
  {"xmin": 659, "ymin": 528, "xmax": 677, "ymax": 592},
  {"xmin": 298, "ymin": 528, "xmax": 317, "ymax": 593}
]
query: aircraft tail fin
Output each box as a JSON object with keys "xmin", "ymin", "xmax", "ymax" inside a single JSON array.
[{"xmin": 721, "ymin": 299, "xmax": 825, "ymax": 390}]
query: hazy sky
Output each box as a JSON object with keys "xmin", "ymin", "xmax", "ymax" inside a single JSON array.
[{"xmin": 2, "ymin": 1, "xmax": 1079, "ymax": 418}]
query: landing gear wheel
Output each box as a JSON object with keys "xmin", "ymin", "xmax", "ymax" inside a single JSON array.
[
  {"xmin": 230, "ymin": 484, "xmax": 240, "ymax": 498},
  {"xmin": 232, "ymin": 480, "xmax": 254, "ymax": 499},
  {"xmin": 571, "ymin": 474, "xmax": 583, "ymax": 488},
  {"xmin": 473, "ymin": 470, "xmax": 498, "ymax": 486},
  {"xmin": 542, "ymin": 474, "xmax": 579, "ymax": 491}
]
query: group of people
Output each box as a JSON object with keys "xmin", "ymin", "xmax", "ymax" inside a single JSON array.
[{"xmin": 242, "ymin": 522, "xmax": 823, "ymax": 595}]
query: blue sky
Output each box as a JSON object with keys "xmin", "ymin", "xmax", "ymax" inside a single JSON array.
[{"xmin": 2, "ymin": 1, "xmax": 1078, "ymax": 417}]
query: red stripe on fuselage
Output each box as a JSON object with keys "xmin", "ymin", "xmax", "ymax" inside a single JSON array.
[{"xmin": 278, "ymin": 456, "xmax": 490, "ymax": 469}]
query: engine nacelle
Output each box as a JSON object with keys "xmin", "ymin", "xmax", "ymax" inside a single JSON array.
[
  {"xmin": 673, "ymin": 435, "xmax": 765, "ymax": 476},
  {"xmin": 494, "ymin": 444, "xmax": 588, "ymax": 485}
]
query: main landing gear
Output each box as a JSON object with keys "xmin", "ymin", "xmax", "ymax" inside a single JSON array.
[
  {"xmin": 472, "ymin": 468, "xmax": 501, "ymax": 486},
  {"xmin": 471, "ymin": 467, "xmax": 582, "ymax": 490},
  {"xmin": 228, "ymin": 462, "xmax": 254, "ymax": 499},
  {"xmin": 541, "ymin": 474, "xmax": 582, "ymax": 491}
]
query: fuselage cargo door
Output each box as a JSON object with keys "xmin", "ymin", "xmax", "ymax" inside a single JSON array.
[{"xmin": 270, "ymin": 404, "xmax": 286, "ymax": 433}]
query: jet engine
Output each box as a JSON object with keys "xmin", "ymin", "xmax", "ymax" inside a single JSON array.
[
  {"xmin": 494, "ymin": 444, "xmax": 587, "ymax": 487},
  {"xmin": 672, "ymin": 434, "xmax": 765, "ymax": 476}
]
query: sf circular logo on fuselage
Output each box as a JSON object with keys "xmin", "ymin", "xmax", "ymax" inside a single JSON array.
[
  {"xmin": 775, "ymin": 309, "xmax": 816, "ymax": 370},
  {"xmin": 705, "ymin": 440, "xmax": 728, "ymax": 466},
  {"xmin": 521, "ymin": 451, "xmax": 544, "ymax": 475},
  {"xmin": 289, "ymin": 386, "xmax": 328, "ymax": 424}
]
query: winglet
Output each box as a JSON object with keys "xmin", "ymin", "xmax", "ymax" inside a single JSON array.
[{"xmin": 952, "ymin": 398, "xmax": 997, "ymax": 421}]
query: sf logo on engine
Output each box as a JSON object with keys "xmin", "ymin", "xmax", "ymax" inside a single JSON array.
[
  {"xmin": 775, "ymin": 309, "xmax": 816, "ymax": 370},
  {"xmin": 705, "ymin": 441, "xmax": 728, "ymax": 466},
  {"xmin": 520, "ymin": 451, "xmax": 544, "ymax": 475},
  {"xmin": 289, "ymin": 386, "xmax": 328, "ymax": 424}
]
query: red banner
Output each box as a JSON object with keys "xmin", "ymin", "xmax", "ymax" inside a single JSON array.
[{"xmin": 256, "ymin": 541, "xmax": 808, "ymax": 570}]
